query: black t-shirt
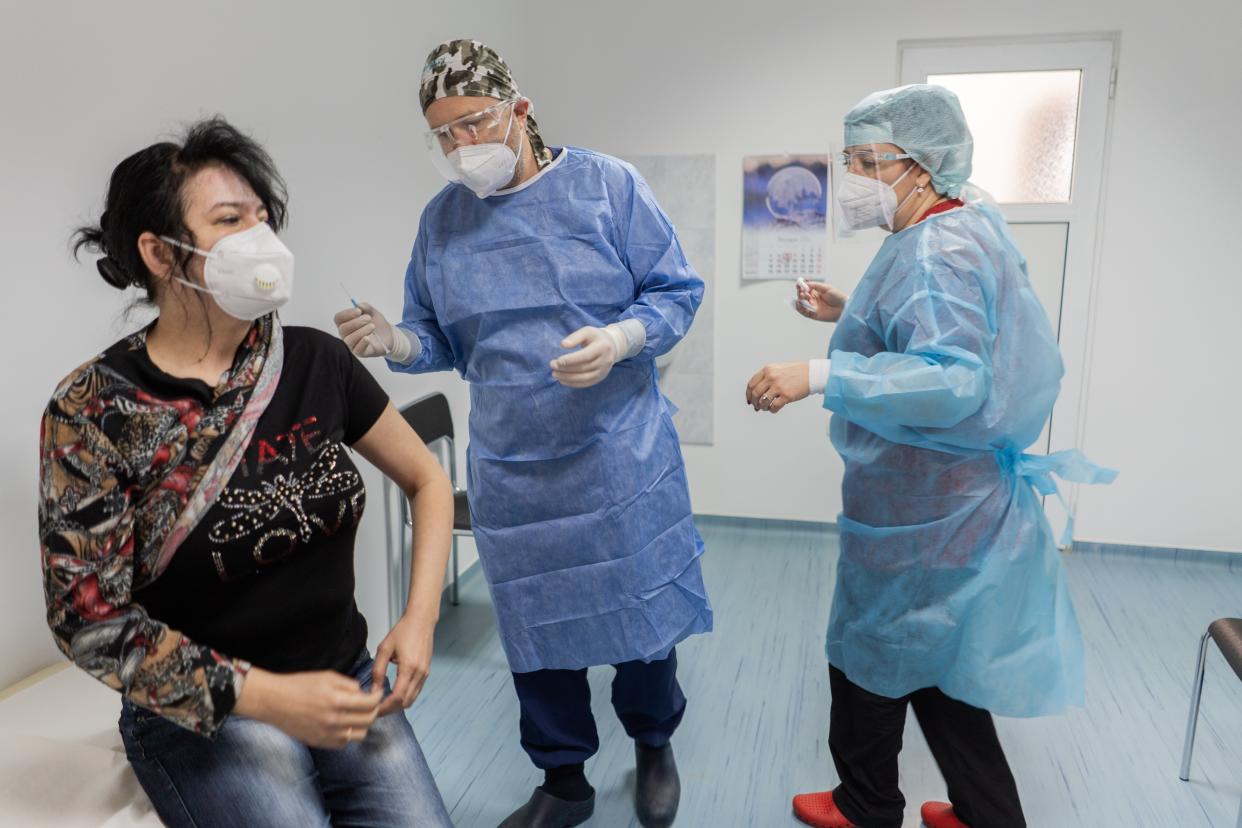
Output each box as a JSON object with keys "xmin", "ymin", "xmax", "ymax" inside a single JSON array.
[{"xmin": 133, "ymin": 326, "xmax": 389, "ymax": 674}]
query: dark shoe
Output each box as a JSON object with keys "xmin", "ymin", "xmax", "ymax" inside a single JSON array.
[
  {"xmin": 635, "ymin": 742, "xmax": 680, "ymax": 827},
  {"xmin": 499, "ymin": 788, "xmax": 595, "ymax": 828}
]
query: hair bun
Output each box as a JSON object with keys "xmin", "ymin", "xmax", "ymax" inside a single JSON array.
[{"xmin": 96, "ymin": 256, "xmax": 132, "ymax": 290}]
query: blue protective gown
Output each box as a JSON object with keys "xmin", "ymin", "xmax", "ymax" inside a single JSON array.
[
  {"xmin": 823, "ymin": 196, "xmax": 1115, "ymax": 717},
  {"xmin": 389, "ymin": 147, "xmax": 713, "ymax": 673}
]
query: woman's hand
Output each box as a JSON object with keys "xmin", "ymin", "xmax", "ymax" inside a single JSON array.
[
  {"xmin": 235, "ymin": 667, "xmax": 383, "ymax": 749},
  {"xmin": 795, "ymin": 281, "xmax": 848, "ymax": 323},
  {"xmin": 746, "ymin": 362, "xmax": 811, "ymax": 413},
  {"xmin": 372, "ymin": 611, "xmax": 438, "ymax": 716}
]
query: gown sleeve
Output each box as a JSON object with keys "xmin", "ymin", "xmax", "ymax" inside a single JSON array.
[
  {"xmin": 390, "ymin": 217, "xmax": 457, "ymax": 375},
  {"xmin": 825, "ymin": 259, "xmax": 994, "ymax": 430},
  {"xmin": 615, "ymin": 170, "xmax": 704, "ymax": 360}
]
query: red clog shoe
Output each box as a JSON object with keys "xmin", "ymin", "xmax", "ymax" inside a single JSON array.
[
  {"xmin": 921, "ymin": 801, "xmax": 969, "ymax": 828},
  {"xmin": 792, "ymin": 790, "xmax": 857, "ymax": 828}
]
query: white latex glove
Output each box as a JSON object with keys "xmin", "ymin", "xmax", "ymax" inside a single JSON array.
[
  {"xmin": 333, "ymin": 303, "xmax": 415, "ymax": 362},
  {"xmin": 550, "ymin": 323, "xmax": 638, "ymax": 388}
]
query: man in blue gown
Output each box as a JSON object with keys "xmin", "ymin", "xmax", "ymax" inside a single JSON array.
[{"xmin": 335, "ymin": 39, "xmax": 711, "ymax": 828}]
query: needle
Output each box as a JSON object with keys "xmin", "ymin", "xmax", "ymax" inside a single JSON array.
[{"xmin": 340, "ymin": 283, "xmax": 388, "ymax": 354}]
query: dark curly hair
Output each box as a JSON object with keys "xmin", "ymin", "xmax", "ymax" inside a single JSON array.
[{"xmin": 71, "ymin": 116, "xmax": 288, "ymax": 300}]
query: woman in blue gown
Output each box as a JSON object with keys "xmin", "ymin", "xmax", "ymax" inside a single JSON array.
[{"xmin": 745, "ymin": 84, "xmax": 1115, "ymax": 828}]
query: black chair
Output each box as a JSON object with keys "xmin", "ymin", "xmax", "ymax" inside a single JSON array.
[
  {"xmin": 386, "ymin": 393, "xmax": 470, "ymax": 620},
  {"xmin": 1179, "ymin": 618, "xmax": 1242, "ymax": 827}
]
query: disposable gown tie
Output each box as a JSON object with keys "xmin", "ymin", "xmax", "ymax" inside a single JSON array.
[{"xmin": 1000, "ymin": 447, "xmax": 1118, "ymax": 546}]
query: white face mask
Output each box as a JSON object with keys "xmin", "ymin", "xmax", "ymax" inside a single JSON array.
[
  {"xmin": 446, "ymin": 109, "xmax": 523, "ymax": 199},
  {"xmin": 161, "ymin": 223, "xmax": 294, "ymax": 320},
  {"xmin": 837, "ymin": 163, "xmax": 918, "ymax": 231}
]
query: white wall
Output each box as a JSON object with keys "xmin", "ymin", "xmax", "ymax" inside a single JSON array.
[
  {"xmin": 4, "ymin": 0, "xmax": 1239, "ymax": 688},
  {"xmin": 500, "ymin": 0, "xmax": 1242, "ymax": 552},
  {"xmin": 1064, "ymin": 12, "xmax": 1241, "ymax": 552}
]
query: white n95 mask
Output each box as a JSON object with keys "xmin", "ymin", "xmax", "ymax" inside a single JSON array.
[
  {"xmin": 836, "ymin": 163, "xmax": 917, "ymax": 231},
  {"xmin": 445, "ymin": 109, "xmax": 523, "ymax": 199},
  {"xmin": 450, "ymin": 142, "xmax": 520, "ymax": 198},
  {"xmin": 161, "ymin": 223, "xmax": 295, "ymax": 320}
]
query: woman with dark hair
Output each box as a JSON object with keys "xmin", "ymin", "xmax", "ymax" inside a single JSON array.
[{"xmin": 40, "ymin": 117, "xmax": 455, "ymax": 827}]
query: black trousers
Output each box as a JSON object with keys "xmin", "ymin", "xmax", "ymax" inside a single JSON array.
[{"xmin": 828, "ymin": 666, "xmax": 1026, "ymax": 828}]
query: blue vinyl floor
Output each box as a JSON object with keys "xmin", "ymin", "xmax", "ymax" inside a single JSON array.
[{"xmin": 406, "ymin": 518, "xmax": 1242, "ymax": 827}]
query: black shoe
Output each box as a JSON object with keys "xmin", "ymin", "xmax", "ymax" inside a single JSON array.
[
  {"xmin": 499, "ymin": 788, "xmax": 595, "ymax": 828},
  {"xmin": 635, "ymin": 742, "xmax": 680, "ymax": 827}
]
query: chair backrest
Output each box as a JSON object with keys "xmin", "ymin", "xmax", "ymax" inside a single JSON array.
[
  {"xmin": 400, "ymin": 393, "xmax": 454, "ymax": 446},
  {"xmin": 1209, "ymin": 618, "xmax": 1242, "ymax": 683}
]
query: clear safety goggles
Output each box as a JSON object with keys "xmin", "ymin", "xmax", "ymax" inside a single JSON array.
[
  {"xmin": 423, "ymin": 99, "xmax": 517, "ymax": 155},
  {"xmin": 834, "ymin": 148, "xmax": 914, "ymax": 179},
  {"xmin": 423, "ymin": 99, "xmax": 518, "ymax": 184}
]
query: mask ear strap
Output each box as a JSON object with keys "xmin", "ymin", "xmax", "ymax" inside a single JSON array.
[
  {"xmin": 173, "ymin": 276, "xmax": 223, "ymax": 298},
  {"xmin": 157, "ymin": 236, "xmax": 222, "ymax": 296},
  {"xmin": 505, "ymin": 103, "xmax": 523, "ymax": 151},
  {"xmin": 160, "ymin": 235, "xmax": 212, "ymax": 258},
  {"xmin": 892, "ymin": 162, "xmax": 926, "ymax": 214},
  {"xmin": 893, "ymin": 160, "xmax": 917, "ymax": 187},
  {"xmin": 503, "ymin": 104, "xmax": 526, "ymax": 176}
]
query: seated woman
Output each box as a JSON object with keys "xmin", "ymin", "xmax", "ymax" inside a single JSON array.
[{"xmin": 39, "ymin": 117, "xmax": 455, "ymax": 828}]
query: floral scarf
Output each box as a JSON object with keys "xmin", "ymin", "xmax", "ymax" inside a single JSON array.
[{"xmin": 39, "ymin": 315, "xmax": 283, "ymax": 736}]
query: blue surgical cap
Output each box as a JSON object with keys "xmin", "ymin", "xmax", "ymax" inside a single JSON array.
[{"xmin": 843, "ymin": 84, "xmax": 973, "ymax": 198}]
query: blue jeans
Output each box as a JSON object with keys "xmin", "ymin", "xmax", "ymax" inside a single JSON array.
[
  {"xmin": 512, "ymin": 648, "xmax": 686, "ymax": 769},
  {"xmin": 119, "ymin": 649, "xmax": 452, "ymax": 827}
]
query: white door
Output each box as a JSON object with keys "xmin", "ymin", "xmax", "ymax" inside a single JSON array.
[
  {"xmin": 1010, "ymin": 222, "xmax": 1069, "ymax": 453},
  {"xmin": 900, "ymin": 36, "xmax": 1117, "ymax": 534}
]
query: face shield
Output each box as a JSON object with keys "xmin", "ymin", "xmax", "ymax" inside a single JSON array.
[
  {"xmin": 422, "ymin": 99, "xmax": 518, "ymax": 183},
  {"xmin": 831, "ymin": 141, "xmax": 919, "ymax": 238}
]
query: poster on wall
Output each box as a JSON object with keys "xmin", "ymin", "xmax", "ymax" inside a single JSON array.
[
  {"xmin": 624, "ymin": 154, "xmax": 716, "ymax": 446},
  {"xmin": 741, "ymin": 154, "xmax": 829, "ymax": 281}
]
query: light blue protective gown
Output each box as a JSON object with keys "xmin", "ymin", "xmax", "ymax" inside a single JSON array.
[
  {"xmin": 823, "ymin": 194, "xmax": 1115, "ymax": 717},
  {"xmin": 389, "ymin": 147, "xmax": 713, "ymax": 673}
]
